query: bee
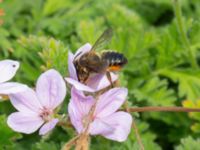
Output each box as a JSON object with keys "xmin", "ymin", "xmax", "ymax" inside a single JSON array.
[{"xmin": 73, "ymin": 28, "xmax": 128, "ymax": 87}]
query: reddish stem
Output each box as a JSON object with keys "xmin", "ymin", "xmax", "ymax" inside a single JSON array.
[{"xmin": 125, "ymin": 106, "xmax": 200, "ymax": 112}]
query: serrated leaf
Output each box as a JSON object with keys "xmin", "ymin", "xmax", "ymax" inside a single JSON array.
[
  {"xmin": 175, "ymin": 136, "xmax": 200, "ymax": 150},
  {"xmin": 133, "ymin": 77, "xmax": 176, "ymax": 105},
  {"xmin": 32, "ymin": 141, "xmax": 59, "ymax": 150},
  {"xmin": 159, "ymin": 69, "xmax": 200, "ymax": 100},
  {"xmin": 132, "ymin": 138, "xmax": 161, "ymax": 150},
  {"xmin": 0, "ymin": 115, "xmax": 22, "ymax": 148},
  {"xmin": 43, "ymin": 0, "xmax": 72, "ymax": 16}
]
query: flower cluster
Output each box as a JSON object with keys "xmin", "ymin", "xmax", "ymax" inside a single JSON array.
[
  {"xmin": 7, "ymin": 69, "xmax": 66, "ymax": 135},
  {"xmin": 68, "ymin": 87, "xmax": 132, "ymax": 142},
  {"xmin": 3, "ymin": 43, "xmax": 132, "ymax": 142},
  {"xmin": 66, "ymin": 43, "xmax": 132, "ymax": 142}
]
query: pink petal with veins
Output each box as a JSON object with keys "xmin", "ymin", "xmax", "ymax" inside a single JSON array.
[
  {"xmin": 95, "ymin": 88, "xmax": 128, "ymax": 118},
  {"xmin": 7, "ymin": 112, "xmax": 44, "ymax": 134},
  {"xmin": 9, "ymin": 87, "xmax": 42, "ymax": 113},
  {"xmin": 68, "ymin": 88, "xmax": 94, "ymax": 133},
  {"xmin": 36, "ymin": 69, "xmax": 66, "ymax": 109},
  {"xmin": 39, "ymin": 119, "xmax": 59, "ymax": 135},
  {"xmin": 90, "ymin": 111, "xmax": 132, "ymax": 142}
]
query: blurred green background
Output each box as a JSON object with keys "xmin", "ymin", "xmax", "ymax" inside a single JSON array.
[{"xmin": 1, "ymin": 0, "xmax": 200, "ymax": 149}]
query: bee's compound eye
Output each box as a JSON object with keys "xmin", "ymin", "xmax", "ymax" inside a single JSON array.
[
  {"xmin": 91, "ymin": 55, "xmax": 100, "ymax": 61},
  {"xmin": 79, "ymin": 56, "xmax": 88, "ymax": 64}
]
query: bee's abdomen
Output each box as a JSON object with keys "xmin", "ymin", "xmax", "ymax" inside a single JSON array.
[{"xmin": 101, "ymin": 51, "xmax": 128, "ymax": 71}]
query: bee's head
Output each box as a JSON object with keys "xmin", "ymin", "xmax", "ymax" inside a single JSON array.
[{"xmin": 79, "ymin": 55, "xmax": 89, "ymax": 66}]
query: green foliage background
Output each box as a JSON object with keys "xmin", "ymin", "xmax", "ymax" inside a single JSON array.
[{"xmin": 0, "ymin": 0, "xmax": 200, "ymax": 149}]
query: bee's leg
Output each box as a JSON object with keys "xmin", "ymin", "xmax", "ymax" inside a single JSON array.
[{"xmin": 106, "ymin": 71, "xmax": 114, "ymax": 88}]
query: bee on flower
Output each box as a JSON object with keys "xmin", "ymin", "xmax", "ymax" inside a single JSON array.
[{"xmin": 65, "ymin": 29, "xmax": 127, "ymax": 93}]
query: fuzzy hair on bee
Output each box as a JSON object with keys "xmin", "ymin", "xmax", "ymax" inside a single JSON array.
[{"xmin": 101, "ymin": 51, "xmax": 128, "ymax": 72}]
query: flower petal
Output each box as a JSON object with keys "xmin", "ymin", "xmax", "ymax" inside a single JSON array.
[
  {"xmin": 65, "ymin": 77, "xmax": 95, "ymax": 92},
  {"xmin": 68, "ymin": 103, "xmax": 83, "ymax": 133},
  {"xmin": 74, "ymin": 43, "xmax": 92, "ymax": 60},
  {"xmin": 68, "ymin": 51, "xmax": 78, "ymax": 80},
  {"xmin": 95, "ymin": 73, "xmax": 118, "ymax": 90},
  {"xmin": 89, "ymin": 118, "xmax": 114, "ymax": 135},
  {"xmin": 95, "ymin": 88, "xmax": 128, "ymax": 118},
  {"xmin": 0, "ymin": 60, "xmax": 20, "ymax": 83},
  {"xmin": 0, "ymin": 82, "xmax": 28, "ymax": 95},
  {"xmin": 86, "ymin": 73, "xmax": 118, "ymax": 91},
  {"xmin": 9, "ymin": 87, "xmax": 42, "ymax": 113},
  {"xmin": 86, "ymin": 74, "xmax": 105, "ymax": 89},
  {"xmin": 36, "ymin": 69, "xmax": 66, "ymax": 109},
  {"xmin": 7, "ymin": 112, "xmax": 44, "ymax": 134},
  {"xmin": 68, "ymin": 88, "xmax": 95, "ymax": 133},
  {"xmin": 39, "ymin": 118, "xmax": 59, "ymax": 135},
  {"xmin": 90, "ymin": 111, "xmax": 132, "ymax": 142}
]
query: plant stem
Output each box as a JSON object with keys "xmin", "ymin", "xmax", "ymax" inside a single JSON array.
[
  {"xmin": 62, "ymin": 135, "xmax": 80, "ymax": 150},
  {"xmin": 131, "ymin": 118, "xmax": 145, "ymax": 150},
  {"xmin": 125, "ymin": 106, "xmax": 200, "ymax": 113},
  {"xmin": 124, "ymin": 102, "xmax": 144, "ymax": 150},
  {"xmin": 173, "ymin": 0, "xmax": 198, "ymax": 69}
]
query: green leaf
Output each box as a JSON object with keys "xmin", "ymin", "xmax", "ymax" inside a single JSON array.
[
  {"xmin": 32, "ymin": 141, "xmax": 59, "ymax": 150},
  {"xmin": 182, "ymin": 100, "xmax": 200, "ymax": 133},
  {"xmin": 133, "ymin": 77, "xmax": 176, "ymax": 105},
  {"xmin": 43, "ymin": 0, "xmax": 72, "ymax": 16},
  {"xmin": 175, "ymin": 136, "xmax": 200, "ymax": 150},
  {"xmin": 40, "ymin": 38, "xmax": 68, "ymax": 75},
  {"xmin": 159, "ymin": 69, "xmax": 200, "ymax": 100},
  {"xmin": 132, "ymin": 138, "xmax": 161, "ymax": 150},
  {"xmin": 0, "ymin": 115, "xmax": 22, "ymax": 149}
]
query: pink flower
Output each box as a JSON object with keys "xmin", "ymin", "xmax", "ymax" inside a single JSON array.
[
  {"xmin": 68, "ymin": 87, "xmax": 132, "ymax": 142},
  {"xmin": 65, "ymin": 43, "xmax": 118, "ymax": 92},
  {"xmin": 0, "ymin": 59, "xmax": 27, "ymax": 96},
  {"xmin": 7, "ymin": 69, "xmax": 66, "ymax": 135}
]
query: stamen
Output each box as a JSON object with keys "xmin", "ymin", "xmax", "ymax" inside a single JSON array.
[
  {"xmin": 39, "ymin": 107, "xmax": 53, "ymax": 122},
  {"xmin": 82, "ymin": 114, "xmax": 94, "ymax": 128}
]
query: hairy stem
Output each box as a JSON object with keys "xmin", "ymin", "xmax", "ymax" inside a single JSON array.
[
  {"xmin": 124, "ymin": 102, "xmax": 144, "ymax": 150},
  {"xmin": 124, "ymin": 106, "xmax": 200, "ymax": 112},
  {"xmin": 62, "ymin": 135, "xmax": 80, "ymax": 150},
  {"xmin": 132, "ymin": 118, "xmax": 145, "ymax": 150},
  {"xmin": 173, "ymin": 0, "xmax": 198, "ymax": 69}
]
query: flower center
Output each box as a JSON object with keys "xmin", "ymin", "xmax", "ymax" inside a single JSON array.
[
  {"xmin": 39, "ymin": 107, "xmax": 53, "ymax": 122},
  {"xmin": 82, "ymin": 114, "xmax": 95, "ymax": 128}
]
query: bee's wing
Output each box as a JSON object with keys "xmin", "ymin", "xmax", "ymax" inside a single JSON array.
[
  {"xmin": 74, "ymin": 28, "xmax": 113, "ymax": 61},
  {"xmin": 90, "ymin": 28, "xmax": 113, "ymax": 51}
]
